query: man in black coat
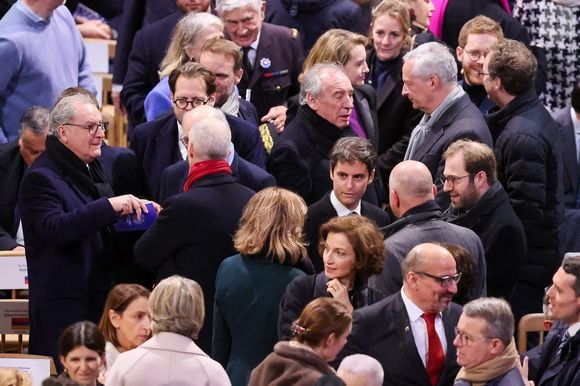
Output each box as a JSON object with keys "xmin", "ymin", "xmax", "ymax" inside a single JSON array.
[
  {"xmin": 0, "ymin": 106, "xmax": 49, "ymax": 251},
  {"xmin": 342, "ymin": 243, "xmax": 462, "ymax": 386},
  {"xmin": 134, "ymin": 112, "xmax": 255, "ymax": 354},
  {"xmin": 441, "ymin": 139, "xmax": 525, "ymax": 301},
  {"xmin": 483, "ymin": 39, "xmax": 564, "ymax": 322},
  {"xmin": 305, "ymin": 137, "xmax": 389, "ymax": 271}
]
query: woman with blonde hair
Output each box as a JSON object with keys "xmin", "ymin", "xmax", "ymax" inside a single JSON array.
[
  {"xmin": 213, "ymin": 187, "xmax": 313, "ymax": 386},
  {"xmin": 249, "ymin": 297, "xmax": 352, "ymax": 386},
  {"xmin": 144, "ymin": 12, "xmax": 224, "ymax": 121}
]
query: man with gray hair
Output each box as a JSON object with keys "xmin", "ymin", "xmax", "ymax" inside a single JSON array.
[
  {"xmin": 268, "ymin": 63, "xmax": 356, "ymax": 205},
  {"xmin": 402, "ymin": 42, "xmax": 492, "ymax": 207},
  {"xmin": 135, "ymin": 110, "xmax": 255, "ymax": 353},
  {"xmin": 0, "ymin": 106, "xmax": 49, "ymax": 251},
  {"xmin": 453, "ymin": 297, "xmax": 523, "ymax": 385},
  {"xmin": 338, "ymin": 354, "xmax": 384, "ymax": 386}
]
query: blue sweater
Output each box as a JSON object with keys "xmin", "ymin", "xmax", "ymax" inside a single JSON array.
[{"xmin": 0, "ymin": 2, "xmax": 95, "ymax": 143}]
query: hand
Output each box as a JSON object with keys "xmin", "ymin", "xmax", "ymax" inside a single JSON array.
[
  {"xmin": 261, "ymin": 105, "xmax": 287, "ymax": 133},
  {"xmin": 12, "ymin": 245, "xmax": 25, "ymax": 252},
  {"xmin": 326, "ymin": 279, "xmax": 354, "ymax": 312},
  {"xmin": 516, "ymin": 355, "xmax": 535, "ymax": 386},
  {"xmin": 111, "ymin": 91, "xmax": 125, "ymax": 116},
  {"xmin": 76, "ymin": 18, "xmax": 112, "ymax": 40},
  {"xmin": 108, "ymin": 195, "xmax": 150, "ymax": 220}
]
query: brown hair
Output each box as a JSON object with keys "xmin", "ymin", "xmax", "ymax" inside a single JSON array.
[
  {"xmin": 439, "ymin": 243, "xmax": 475, "ymax": 306},
  {"xmin": 98, "ymin": 284, "xmax": 151, "ymax": 348},
  {"xmin": 457, "ymin": 15, "xmax": 503, "ymax": 48},
  {"xmin": 318, "ymin": 216, "xmax": 385, "ymax": 282},
  {"xmin": 168, "ymin": 62, "xmax": 217, "ymax": 95},
  {"xmin": 292, "ymin": 297, "xmax": 352, "ymax": 348},
  {"xmin": 371, "ymin": 0, "xmax": 412, "ymax": 50},
  {"xmin": 488, "ymin": 39, "xmax": 536, "ymax": 96},
  {"xmin": 443, "ymin": 139, "xmax": 497, "ymax": 184},
  {"xmin": 234, "ymin": 187, "xmax": 307, "ymax": 264},
  {"xmin": 200, "ymin": 37, "xmax": 243, "ymax": 72}
]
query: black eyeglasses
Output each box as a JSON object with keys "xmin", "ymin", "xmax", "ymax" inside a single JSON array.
[
  {"xmin": 173, "ymin": 97, "xmax": 210, "ymax": 110},
  {"xmin": 440, "ymin": 174, "xmax": 473, "ymax": 187},
  {"xmin": 63, "ymin": 122, "xmax": 109, "ymax": 135},
  {"xmin": 415, "ymin": 271, "xmax": 462, "ymax": 287}
]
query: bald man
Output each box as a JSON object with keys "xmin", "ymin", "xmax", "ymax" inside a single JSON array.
[
  {"xmin": 343, "ymin": 243, "xmax": 463, "ymax": 386},
  {"xmin": 368, "ymin": 161, "xmax": 486, "ymax": 302}
]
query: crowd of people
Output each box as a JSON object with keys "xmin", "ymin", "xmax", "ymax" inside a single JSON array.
[{"xmin": 0, "ymin": 0, "xmax": 579, "ymax": 385}]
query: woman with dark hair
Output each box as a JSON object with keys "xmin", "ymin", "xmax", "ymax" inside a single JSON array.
[
  {"xmin": 58, "ymin": 321, "xmax": 106, "ymax": 386},
  {"xmin": 278, "ymin": 215, "xmax": 384, "ymax": 340},
  {"xmin": 440, "ymin": 243, "xmax": 476, "ymax": 305},
  {"xmin": 249, "ymin": 297, "xmax": 352, "ymax": 386},
  {"xmin": 98, "ymin": 284, "xmax": 151, "ymax": 371},
  {"xmin": 213, "ymin": 187, "xmax": 311, "ymax": 386}
]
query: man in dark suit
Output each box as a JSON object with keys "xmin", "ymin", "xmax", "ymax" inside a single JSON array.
[
  {"xmin": 441, "ymin": 139, "xmax": 525, "ymax": 301},
  {"xmin": 120, "ymin": 0, "xmax": 212, "ymax": 131},
  {"xmin": 216, "ymin": 0, "xmax": 304, "ymax": 131},
  {"xmin": 369, "ymin": 160, "xmax": 487, "ymax": 303},
  {"xmin": 130, "ymin": 62, "xmax": 266, "ymax": 201},
  {"xmin": 19, "ymin": 93, "xmax": 152, "ymax": 367},
  {"xmin": 305, "ymin": 137, "xmax": 389, "ymax": 271},
  {"xmin": 134, "ymin": 112, "xmax": 255, "ymax": 355},
  {"xmin": 343, "ymin": 242, "xmax": 463, "ymax": 386},
  {"xmin": 0, "ymin": 106, "xmax": 49, "ymax": 251},
  {"xmin": 402, "ymin": 42, "xmax": 492, "ymax": 208}
]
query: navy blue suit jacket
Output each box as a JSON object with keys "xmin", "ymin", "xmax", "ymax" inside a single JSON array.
[
  {"xmin": 0, "ymin": 141, "xmax": 24, "ymax": 250},
  {"xmin": 342, "ymin": 292, "xmax": 462, "ymax": 386},
  {"xmin": 130, "ymin": 111, "xmax": 266, "ymax": 201},
  {"xmin": 159, "ymin": 154, "xmax": 275, "ymax": 204},
  {"xmin": 99, "ymin": 144, "xmax": 147, "ymax": 197}
]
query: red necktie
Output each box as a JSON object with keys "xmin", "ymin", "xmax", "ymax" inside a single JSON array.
[{"xmin": 422, "ymin": 312, "xmax": 445, "ymax": 386}]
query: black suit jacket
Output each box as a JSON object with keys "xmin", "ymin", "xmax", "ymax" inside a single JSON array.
[
  {"xmin": 342, "ymin": 292, "xmax": 462, "ymax": 386},
  {"xmin": 553, "ymin": 106, "xmax": 578, "ymax": 208},
  {"xmin": 237, "ymin": 22, "xmax": 304, "ymax": 119},
  {"xmin": 158, "ymin": 154, "xmax": 276, "ymax": 204},
  {"xmin": 0, "ymin": 141, "xmax": 25, "ymax": 250},
  {"xmin": 134, "ymin": 173, "xmax": 255, "ymax": 353},
  {"xmin": 304, "ymin": 192, "xmax": 390, "ymax": 271}
]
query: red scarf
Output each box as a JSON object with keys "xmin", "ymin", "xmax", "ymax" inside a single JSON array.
[{"xmin": 183, "ymin": 159, "xmax": 232, "ymax": 192}]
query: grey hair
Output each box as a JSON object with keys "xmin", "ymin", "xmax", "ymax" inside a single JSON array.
[
  {"xmin": 188, "ymin": 116, "xmax": 231, "ymax": 160},
  {"xmin": 20, "ymin": 106, "xmax": 50, "ymax": 135},
  {"xmin": 338, "ymin": 354, "xmax": 384, "ymax": 386},
  {"xmin": 330, "ymin": 137, "xmax": 377, "ymax": 175},
  {"xmin": 463, "ymin": 297, "xmax": 514, "ymax": 346},
  {"xmin": 149, "ymin": 275, "xmax": 205, "ymax": 340},
  {"xmin": 49, "ymin": 94, "xmax": 97, "ymax": 137},
  {"xmin": 299, "ymin": 62, "xmax": 345, "ymax": 105},
  {"xmin": 562, "ymin": 253, "xmax": 580, "ymax": 296},
  {"xmin": 216, "ymin": 0, "xmax": 262, "ymax": 15},
  {"xmin": 403, "ymin": 42, "xmax": 457, "ymax": 84}
]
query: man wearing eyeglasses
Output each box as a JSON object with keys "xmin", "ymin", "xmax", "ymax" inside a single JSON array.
[
  {"xmin": 343, "ymin": 242, "xmax": 463, "ymax": 386},
  {"xmin": 453, "ymin": 297, "xmax": 524, "ymax": 385},
  {"xmin": 368, "ymin": 160, "xmax": 486, "ymax": 302},
  {"xmin": 441, "ymin": 139, "xmax": 525, "ymax": 302},
  {"xmin": 18, "ymin": 93, "xmax": 155, "ymax": 368}
]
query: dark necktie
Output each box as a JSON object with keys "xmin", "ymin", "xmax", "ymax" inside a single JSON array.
[{"xmin": 422, "ymin": 313, "xmax": 445, "ymax": 386}]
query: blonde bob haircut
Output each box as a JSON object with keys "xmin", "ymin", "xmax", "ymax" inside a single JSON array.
[
  {"xmin": 159, "ymin": 12, "xmax": 224, "ymax": 78},
  {"xmin": 149, "ymin": 275, "xmax": 205, "ymax": 340},
  {"xmin": 371, "ymin": 0, "xmax": 412, "ymax": 50},
  {"xmin": 300, "ymin": 29, "xmax": 369, "ymax": 83},
  {"xmin": 234, "ymin": 187, "xmax": 308, "ymax": 265}
]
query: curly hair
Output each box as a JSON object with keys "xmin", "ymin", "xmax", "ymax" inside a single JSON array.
[{"xmin": 488, "ymin": 39, "xmax": 536, "ymax": 96}]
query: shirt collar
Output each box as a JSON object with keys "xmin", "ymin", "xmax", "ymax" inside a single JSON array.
[
  {"xmin": 330, "ymin": 191, "xmax": 361, "ymax": 216},
  {"xmin": 401, "ymin": 285, "xmax": 430, "ymax": 323},
  {"xmin": 568, "ymin": 321, "xmax": 580, "ymax": 337},
  {"xmin": 571, "ymin": 107, "xmax": 580, "ymax": 135}
]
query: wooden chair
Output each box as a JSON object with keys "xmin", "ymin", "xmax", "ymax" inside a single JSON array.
[
  {"xmin": 0, "ymin": 353, "xmax": 57, "ymax": 376},
  {"xmin": 517, "ymin": 313, "xmax": 550, "ymax": 353}
]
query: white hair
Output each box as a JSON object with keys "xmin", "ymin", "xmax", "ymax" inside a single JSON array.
[
  {"xmin": 337, "ymin": 354, "xmax": 384, "ymax": 386},
  {"xmin": 403, "ymin": 42, "xmax": 457, "ymax": 84},
  {"xmin": 216, "ymin": 0, "xmax": 261, "ymax": 15},
  {"xmin": 187, "ymin": 116, "xmax": 231, "ymax": 160}
]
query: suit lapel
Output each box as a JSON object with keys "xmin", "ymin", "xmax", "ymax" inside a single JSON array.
[
  {"xmin": 560, "ymin": 116, "xmax": 578, "ymax": 191},
  {"xmin": 354, "ymin": 92, "xmax": 378, "ymax": 149},
  {"xmin": 376, "ymin": 71, "xmax": 399, "ymax": 109},
  {"xmin": 248, "ymin": 26, "xmax": 271, "ymax": 88},
  {"xmin": 155, "ymin": 117, "xmax": 182, "ymax": 166}
]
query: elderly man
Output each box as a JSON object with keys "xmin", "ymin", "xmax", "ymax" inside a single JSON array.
[
  {"xmin": 0, "ymin": 106, "xmax": 49, "ymax": 251},
  {"xmin": 304, "ymin": 137, "xmax": 389, "ymax": 271},
  {"xmin": 453, "ymin": 297, "xmax": 522, "ymax": 385},
  {"xmin": 338, "ymin": 354, "xmax": 384, "ymax": 386},
  {"xmin": 268, "ymin": 63, "xmax": 355, "ymax": 204},
  {"xmin": 216, "ymin": 0, "xmax": 304, "ymax": 131},
  {"xmin": 442, "ymin": 139, "xmax": 525, "ymax": 300},
  {"xmin": 344, "ymin": 243, "xmax": 463, "ymax": 386},
  {"xmin": 531, "ymin": 253, "xmax": 580, "ymax": 386},
  {"xmin": 369, "ymin": 160, "xmax": 486, "ymax": 301},
  {"xmin": 134, "ymin": 112, "xmax": 255, "ymax": 354},
  {"xmin": 456, "ymin": 16, "xmax": 503, "ymax": 113},
  {"xmin": 19, "ymin": 93, "xmax": 152, "ymax": 366},
  {"xmin": 0, "ymin": 0, "xmax": 95, "ymax": 143},
  {"xmin": 483, "ymin": 38, "xmax": 564, "ymax": 322},
  {"xmin": 402, "ymin": 42, "xmax": 492, "ymax": 207}
]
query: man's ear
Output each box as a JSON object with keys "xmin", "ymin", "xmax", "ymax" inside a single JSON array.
[
  {"xmin": 432, "ymin": 184, "xmax": 437, "ymax": 197},
  {"xmin": 234, "ymin": 68, "xmax": 243, "ymax": 85},
  {"xmin": 306, "ymin": 93, "xmax": 317, "ymax": 111},
  {"xmin": 456, "ymin": 46, "xmax": 464, "ymax": 62}
]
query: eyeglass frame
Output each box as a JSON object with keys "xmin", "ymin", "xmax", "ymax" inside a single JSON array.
[
  {"xmin": 172, "ymin": 96, "xmax": 211, "ymax": 110},
  {"xmin": 179, "ymin": 135, "xmax": 189, "ymax": 148},
  {"xmin": 454, "ymin": 326, "xmax": 492, "ymax": 346},
  {"xmin": 464, "ymin": 49, "xmax": 489, "ymax": 62},
  {"xmin": 414, "ymin": 271, "xmax": 462, "ymax": 287},
  {"xmin": 62, "ymin": 122, "xmax": 109, "ymax": 135},
  {"xmin": 440, "ymin": 173, "xmax": 474, "ymax": 187}
]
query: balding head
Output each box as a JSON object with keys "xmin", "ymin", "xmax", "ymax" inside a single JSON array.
[
  {"xmin": 389, "ymin": 161, "xmax": 437, "ymax": 218},
  {"xmin": 182, "ymin": 107, "xmax": 231, "ymax": 164}
]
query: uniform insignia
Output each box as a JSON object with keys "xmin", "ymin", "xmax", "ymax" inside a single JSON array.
[{"xmin": 260, "ymin": 57, "xmax": 271, "ymax": 69}]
